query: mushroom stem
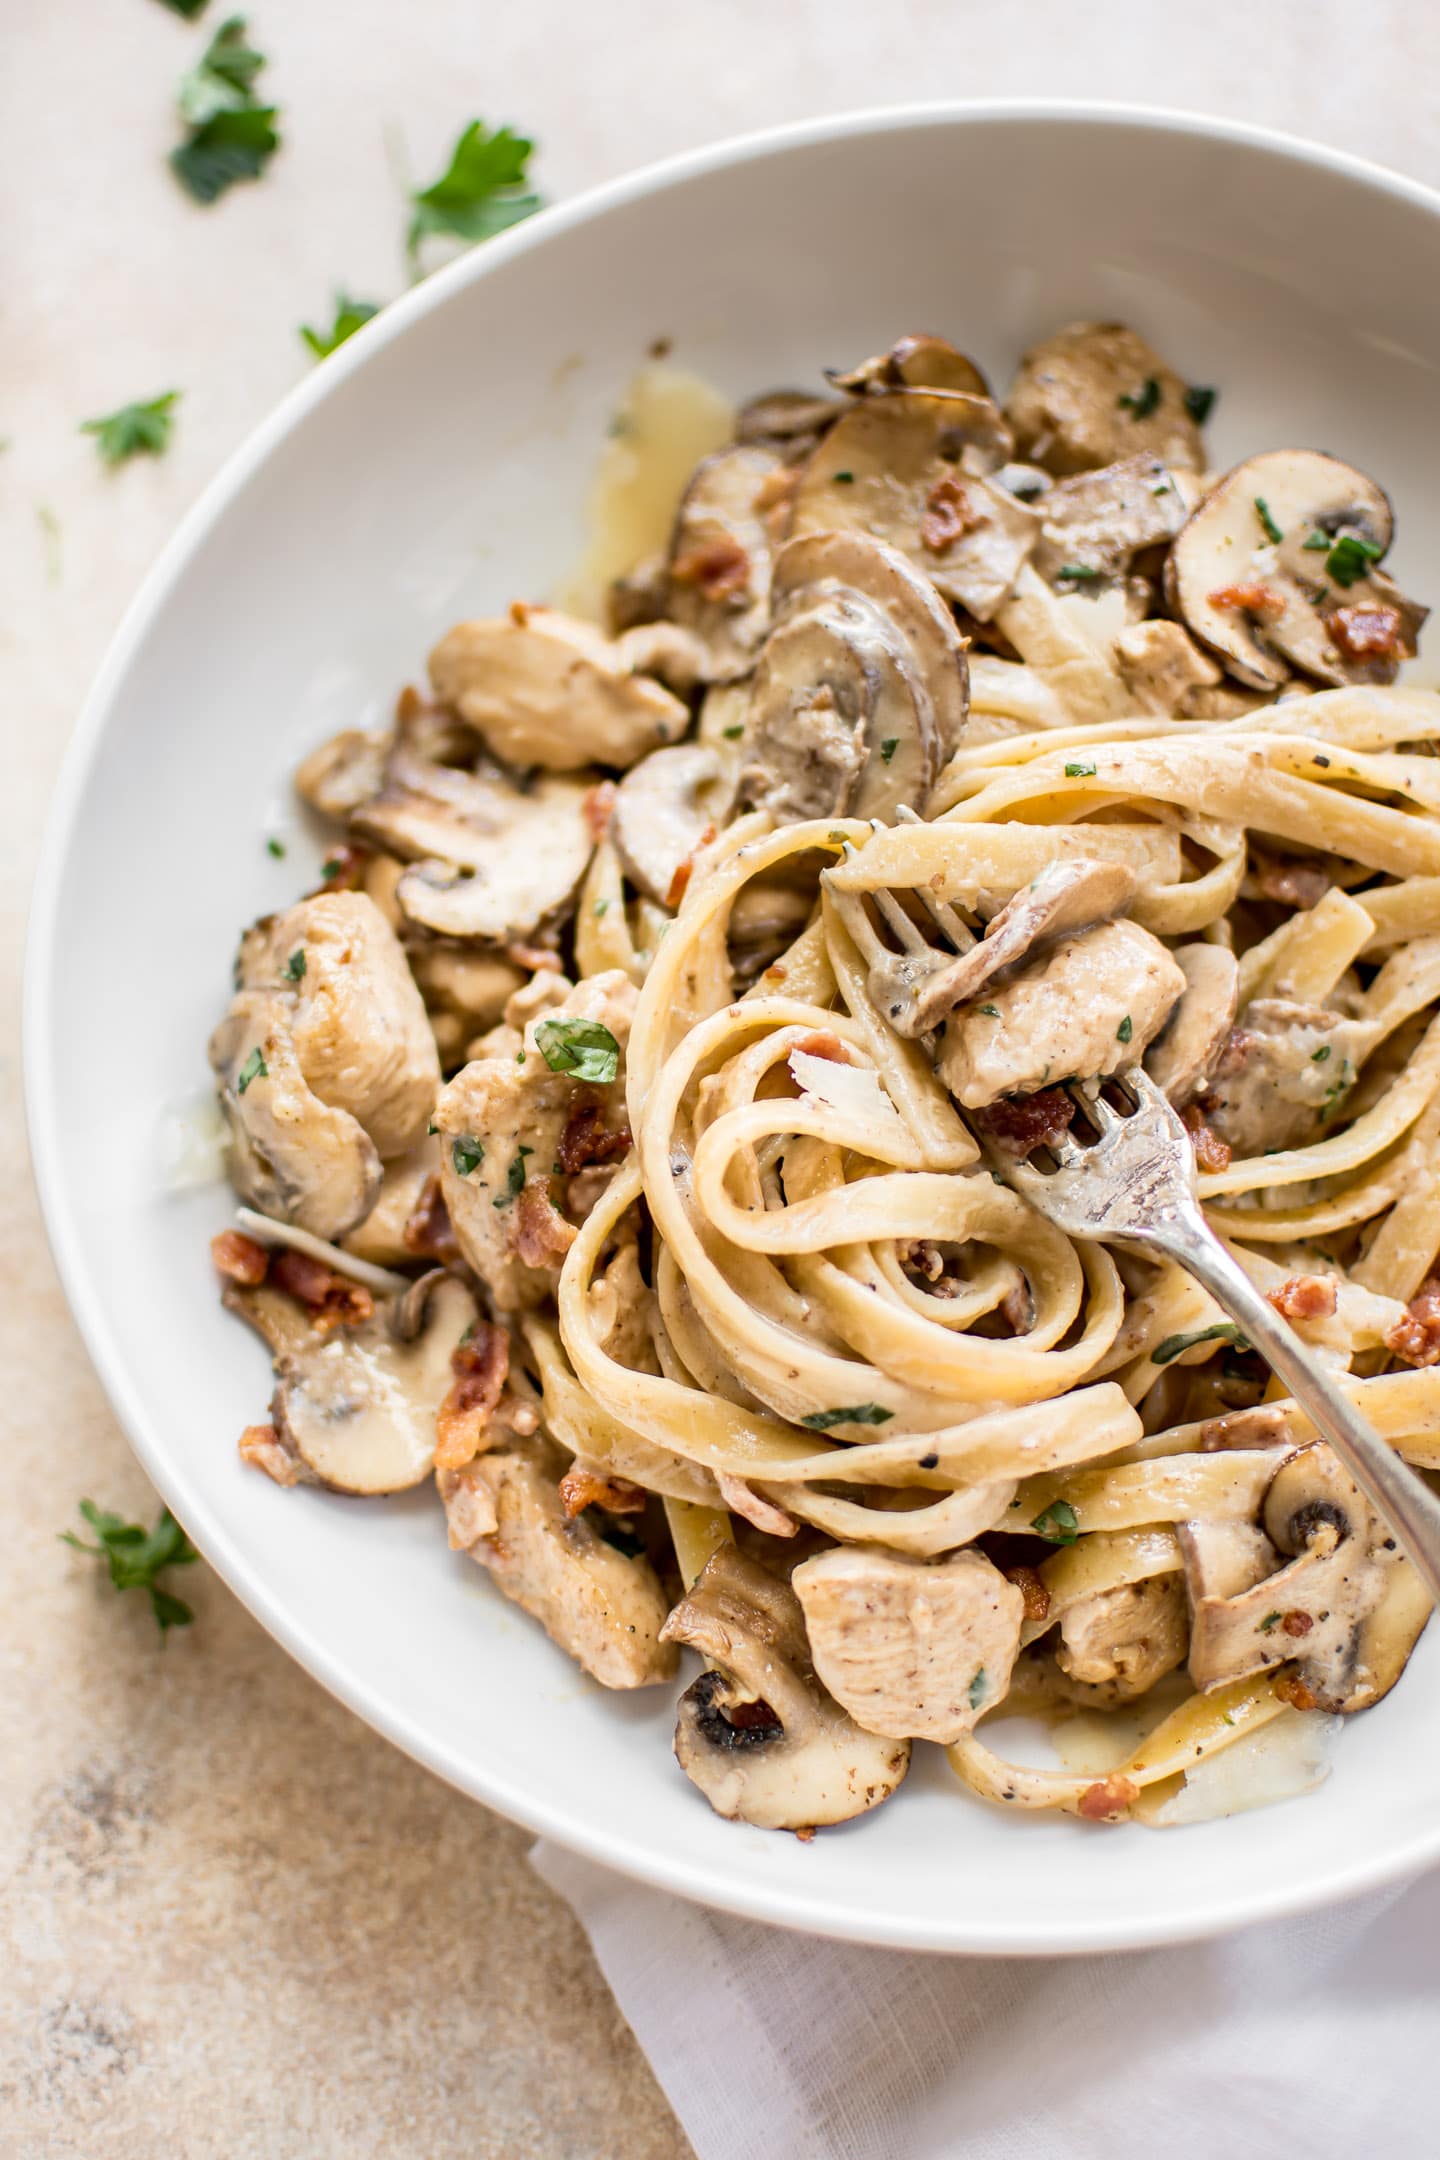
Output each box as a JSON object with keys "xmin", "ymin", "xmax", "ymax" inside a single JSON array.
[{"xmin": 234, "ymin": 1207, "xmax": 413, "ymax": 1296}]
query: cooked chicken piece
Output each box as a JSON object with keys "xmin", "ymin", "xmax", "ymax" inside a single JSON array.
[
  {"xmin": 238, "ymin": 892, "xmax": 439, "ymax": 1158},
  {"xmin": 662, "ymin": 1546, "xmax": 910, "ymax": 1830},
  {"xmin": 936, "ymin": 918, "xmax": 1186, "ymax": 1108},
  {"xmin": 408, "ymin": 945, "xmax": 527, "ymax": 1044},
  {"xmin": 1005, "ymin": 322, "xmax": 1205, "ymax": 476},
  {"xmin": 1198, "ymin": 999, "xmax": 1371, "ymax": 1157},
  {"xmin": 1053, "ymin": 1574, "xmax": 1189, "ymax": 1701},
  {"xmin": 340, "ymin": 1139, "xmax": 438, "ymax": 1267},
  {"xmin": 438, "ymin": 1430, "xmax": 676, "ymax": 1688},
  {"xmin": 432, "ymin": 970, "xmax": 634, "ymax": 1311},
  {"xmin": 294, "ymin": 728, "xmax": 389, "ymax": 819},
  {"xmin": 791, "ymin": 1547, "xmax": 1024, "ymax": 1742},
  {"xmin": 1113, "ymin": 619, "xmax": 1227, "ymax": 716},
  {"xmin": 1143, "ymin": 943, "xmax": 1239, "ymax": 1106},
  {"xmin": 1033, "ymin": 455, "xmax": 1191, "ymax": 580},
  {"xmin": 428, "ymin": 606, "xmax": 688, "ymax": 773}
]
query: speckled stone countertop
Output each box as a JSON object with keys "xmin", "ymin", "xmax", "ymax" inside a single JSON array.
[{"xmin": 6, "ymin": 4, "xmax": 1440, "ymax": 2152}]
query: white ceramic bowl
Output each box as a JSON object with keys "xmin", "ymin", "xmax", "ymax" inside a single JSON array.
[{"xmin": 28, "ymin": 103, "xmax": 1440, "ymax": 1954}]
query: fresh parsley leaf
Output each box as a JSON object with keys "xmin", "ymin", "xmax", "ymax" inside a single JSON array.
[
  {"xmin": 1311, "ymin": 1044, "xmax": 1331, "ymax": 1063},
  {"xmin": 799, "ymin": 1404, "xmax": 894, "ymax": 1430},
  {"xmin": 157, "ymin": 0, "xmax": 210, "ymax": 16},
  {"xmin": 1258, "ymin": 1610, "xmax": 1282, "ymax": 1633},
  {"xmin": 978, "ymin": 1004, "xmax": 1001, "ymax": 1018},
  {"xmin": 300, "ymin": 293, "xmax": 381, "ymax": 362},
  {"xmin": 320, "ymin": 856, "xmax": 342, "ymax": 880},
  {"xmin": 879, "ymin": 737, "xmax": 899, "ymax": 763},
  {"xmin": 172, "ymin": 102, "xmax": 279, "ymax": 203},
  {"xmin": 593, "ymin": 898, "xmax": 610, "ymax": 916},
  {"xmin": 1030, "ymin": 1499, "xmax": 1079, "ymax": 1545},
  {"xmin": 451, "ymin": 1134, "xmax": 484, "ymax": 1177},
  {"xmin": 1183, "ymin": 384, "xmax": 1216, "ymax": 425},
  {"xmin": 722, "ymin": 724, "xmax": 744, "ymax": 739},
  {"xmin": 493, "ymin": 1145, "xmax": 533, "ymax": 1209},
  {"xmin": 179, "ymin": 15, "xmax": 265, "ymax": 126},
  {"xmin": 1064, "ymin": 760, "xmax": 1097, "ymax": 779},
  {"xmin": 282, "ymin": 947, "xmax": 306, "ymax": 982},
  {"xmin": 1254, "ymin": 497, "xmax": 1284, "ymax": 545},
  {"xmin": 1058, "ymin": 563, "xmax": 1102, "ymax": 583},
  {"xmin": 1153, "ymin": 1321, "xmax": 1250, "ymax": 1366},
  {"xmin": 265, "ymin": 835, "xmax": 285, "ymax": 858},
  {"xmin": 61, "ymin": 1499, "xmax": 198, "ymax": 1634},
  {"xmin": 235, "ymin": 1046, "xmax": 266, "ymax": 1093},
  {"xmin": 1117, "ymin": 1014, "xmax": 1133, "ymax": 1044},
  {"xmin": 832, "ymin": 469, "xmax": 855, "ymax": 483},
  {"xmin": 968, "ymin": 1667, "xmax": 988, "ymax": 1710},
  {"xmin": 80, "ymin": 391, "xmax": 180, "ymax": 467},
  {"xmin": 1118, "ymin": 376, "xmax": 1160, "ymax": 419},
  {"xmin": 535, "ymin": 1016, "xmax": 620, "ymax": 1085},
  {"xmin": 407, "ymin": 120, "xmax": 542, "ymax": 270},
  {"xmin": 1302, "ymin": 530, "xmax": 1331, "ymax": 552},
  {"xmin": 1325, "ymin": 532, "xmax": 1385, "ymax": 587}
]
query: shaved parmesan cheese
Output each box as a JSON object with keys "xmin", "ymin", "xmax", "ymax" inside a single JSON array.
[
  {"xmin": 788, "ymin": 1049, "xmax": 903, "ymax": 1128},
  {"xmin": 159, "ymin": 1090, "xmax": 229, "ymax": 1192},
  {"xmin": 1136, "ymin": 1708, "xmax": 1339, "ymax": 1828}
]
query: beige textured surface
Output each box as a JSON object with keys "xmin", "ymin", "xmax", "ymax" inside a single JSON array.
[{"xmin": 7, "ymin": 3, "xmax": 1440, "ymax": 2153}]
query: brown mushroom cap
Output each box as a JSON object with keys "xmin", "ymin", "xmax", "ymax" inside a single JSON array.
[
  {"xmin": 428, "ymin": 608, "xmax": 689, "ymax": 772},
  {"xmin": 1004, "ymin": 321, "xmax": 1205, "ymax": 476},
  {"xmin": 665, "ymin": 443, "xmax": 784, "ymax": 682},
  {"xmin": 1034, "ymin": 454, "xmax": 1191, "ymax": 581},
  {"xmin": 609, "ymin": 743, "xmax": 732, "ymax": 905},
  {"xmin": 828, "ymin": 332, "xmax": 990, "ymax": 399}
]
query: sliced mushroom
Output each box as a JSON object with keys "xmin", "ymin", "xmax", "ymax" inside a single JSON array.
[
  {"xmin": 1004, "ymin": 322, "xmax": 1205, "ymax": 476},
  {"xmin": 1177, "ymin": 1517, "xmax": 1280, "ymax": 1602},
  {"xmin": 439, "ymin": 1430, "xmax": 676, "ymax": 1688},
  {"xmin": 210, "ymin": 990, "xmax": 382, "ymax": 1240},
  {"xmin": 613, "ymin": 619, "xmax": 712, "ymax": 696},
  {"xmin": 609, "ymin": 743, "xmax": 733, "ymax": 905},
  {"xmin": 734, "ymin": 388, "xmax": 845, "ymax": 458},
  {"xmin": 665, "ymin": 444, "xmax": 784, "ymax": 681},
  {"xmin": 340, "ymin": 1139, "xmax": 438, "ymax": 1267},
  {"xmin": 294, "ymin": 729, "xmax": 390, "ymax": 820},
  {"xmin": 1199, "ymin": 999, "xmax": 1371, "ymax": 1157},
  {"xmin": 1113, "ymin": 618, "xmax": 1226, "ymax": 715},
  {"xmin": 791, "ymin": 1546, "xmax": 1023, "ymax": 1742},
  {"xmin": 1144, "ymin": 943, "xmax": 1239, "ymax": 1105},
  {"xmin": 882, "ymin": 857, "xmax": 1139, "ymax": 1038},
  {"xmin": 224, "ymin": 1271, "xmax": 475, "ymax": 1493},
  {"xmin": 936, "ymin": 918, "xmax": 1186, "ymax": 1108},
  {"xmin": 428, "ymin": 606, "xmax": 689, "ymax": 772},
  {"xmin": 1166, "ymin": 450, "xmax": 1427, "ymax": 689},
  {"xmin": 352, "ymin": 746, "xmax": 595, "ymax": 944},
  {"xmin": 661, "ymin": 1545, "xmax": 910, "ymax": 1830},
  {"xmin": 790, "ymin": 389, "xmax": 1040, "ymax": 619},
  {"xmin": 1053, "ymin": 1574, "xmax": 1189, "ymax": 1702},
  {"xmin": 827, "ymin": 333, "xmax": 990, "ymax": 398},
  {"xmin": 1033, "ymin": 455, "xmax": 1191, "ymax": 580},
  {"xmin": 739, "ymin": 529, "xmax": 968, "ymax": 825}
]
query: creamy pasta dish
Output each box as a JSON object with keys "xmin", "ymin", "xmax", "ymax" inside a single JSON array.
[{"xmin": 210, "ymin": 320, "xmax": 1440, "ymax": 1833}]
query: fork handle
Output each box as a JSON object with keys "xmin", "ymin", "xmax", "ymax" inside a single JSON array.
[{"xmin": 1155, "ymin": 1214, "xmax": 1440, "ymax": 1604}]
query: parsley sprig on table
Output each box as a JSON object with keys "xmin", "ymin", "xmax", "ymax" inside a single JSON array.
[
  {"xmin": 171, "ymin": 16, "xmax": 280, "ymax": 203},
  {"xmin": 80, "ymin": 391, "xmax": 181, "ymax": 467},
  {"xmin": 61, "ymin": 1500, "xmax": 199, "ymax": 1633},
  {"xmin": 300, "ymin": 293, "xmax": 381, "ymax": 361},
  {"xmin": 407, "ymin": 120, "xmax": 543, "ymax": 271}
]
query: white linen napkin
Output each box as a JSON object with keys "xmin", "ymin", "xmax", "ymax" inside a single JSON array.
[{"xmin": 532, "ymin": 1840, "xmax": 1436, "ymax": 2158}]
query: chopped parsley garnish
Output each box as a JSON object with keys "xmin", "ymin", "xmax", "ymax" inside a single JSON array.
[
  {"xmin": 593, "ymin": 898, "xmax": 610, "ymax": 916},
  {"xmin": 979, "ymin": 1004, "xmax": 1001, "ymax": 1018},
  {"xmin": 879, "ymin": 737, "xmax": 899, "ymax": 763},
  {"xmin": 1064, "ymin": 760, "xmax": 1097, "ymax": 779},
  {"xmin": 320, "ymin": 856, "xmax": 342, "ymax": 880},
  {"xmin": 1117, "ymin": 1014, "xmax": 1133, "ymax": 1044},
  {"xmin": 516, "ymin": 1048, "xmax": 526, "ymax": 1064},
  {"xmin": 300, "ymin": 293, "xmax": 381, "ymax": 361},
  {"xmin": 158, "ymin": 0, "xmax": 210, "ymax": 15},
  {"xmin": 1153, "ymin": 1321, "xmax": 1251, "ymax": 1366},
  {"xmin": 170, "ymin": 17, "xmax": 279, "ymax": 203},
  {"xmin": 1322, "ymin": 1060, "xmax": 1353, "ymax": 1113},
  {"xmin": 451, "ymin": 1134, "xmax": 484, "ymax": 1177},
  {"xmin": 832, "ymin": 470, "xmax": 855, "ymax": 483},
  {"xmin": 407, "ymin": 120, "xmax": 543, "ymax": 271},
  {"xmin": 722, "ymin": 724, "xmax": 744, "ymax": 739},
  {"xmin": 1058, "ymin": 563, "xmax": 1103, "ymax": 583},
  {"xmin": 799, "ymin": 1404, "xmax": 895, "ymax": 1430},
  {"xmin": 1030, "ymin": 1499, "xmax": 1079, "ymax": 1545},
  {"xmin": 265, "ymin": 835, "xmax": 285, "ymax": 858},
  {"xmin": 1302, "ymin": 530, "xmax": 1331, "ymax": 552},
  {"xmin": 535, "ymin": 1016, "xmax": 620, "ymax": 1085},
  {"xmin": 61, "ymin": 1499, "xmax": 199, "ymax": 1634},
  {"xmin": 968, "ymin": 1667, "xmax": 988, "ymax": 1710},
  {"xmin": 1311, "ymin": 1044, "xmax": 1331, "ymax": 1063},
  {"xmin": 235, "ymin": 1046, "xmax": 266, "ymax": 1093},
  {"xmin": 80, "ymin": 391, "xmax": 181, "ymax": 467},
  {"xmin": 493, "ymin": 1145, "xmax": 532, "ymax": 1208},
  {"xmin": 1325, "ymin": 531, "xmax": 1385, "ymax": 587},
  {"xmin": 1254, "ymin": 497, "xmax": 1284, "ymax": 545},
  {"xmin": 1259, "ymin": 1611, "xmax": 1282, "ymax": 1633},
  {"xmin": 282, "ymin": 947, "xmax": 306, "ymax": 982},
  {"xmin": 1118, "ymin": 376, "xmax": 1161, "ymax": 419},
  {"xmin": 1183, "ymin": 384, "xmax": 1217, "ymax": 425}
]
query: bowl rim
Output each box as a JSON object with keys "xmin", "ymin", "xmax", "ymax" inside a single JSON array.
[{"xmin": 26, "ymin": 96, "xmax": 1440, "ymax": 1955}]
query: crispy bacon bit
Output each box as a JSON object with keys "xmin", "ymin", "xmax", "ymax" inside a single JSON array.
[
  {"xmin": 1077, "ymin": 1774, "xmax": 1139, "ymax": 1821},
  {"xmin": 309, "ymin": 843, "xmax": 369, "ymax": 894},
  {"xmin": 1207, "ymin": 582, "xmax": 1285, "ymax": 619},
  {"xmin": 1005, "ymin": 1564, "xmax": 1050, "ymax": 1625},
  {"xmin": 794, "ymin": 1824, "xmax": 817, "ymax": 1843},
  {"xmin": 582, "ymin": 779, "xmax": 618, "ymax": 843},
  {"xmin": 972, "ymin": 1088, "xmax": 1076, "ymax": 1160},
  {"xmin": 514, "ymin": 1178, "xmax": 578, "ymax": 1270},
  {"xmin": 1280, "ymin": 1610, "xmax": 1315, "ymax": 1639},
  {"xmin": 1327, "ymin": 602, "xmax": 1407, "ymax": 663},
  {"xmin": 210, "ymin": 1229, "xmax": 270, "ymax": 1286},
  {"xmin": 671, "ymin": 536, "xmax": 751, "ymax": 601},
  {"xmin": 1245, "ymin": 846, "xmax": 1333, "ymax": 910},
  {"xmin": 403, "ymin": 1173, "xmax": 461, "ymax": 1266},
  {"xmin": 506, "ymin": 940, "xmax": 563, "ymax": 973},
  {"xmin": 764, "ymin": 963, "xmax": 787, "ymax": 982},
  {"xmin": 664, "ymin": 823, "xmax": 717, "ymax": 911},
  {"xmin": 436, "ymin": 1321, "xmax": 511, "ymax": 1472},
  {"xmin": 1274, "ymin": 1673, "xmax": 1319, "ymax": 1712},
  {"xmin": 716, "ymin": 1472, "xmax": 799, "ymax": 1538},
  {"xmin": 558, "ymin": 1092, "xmax": 633, "ymax": 1175},
  {"xmin": 269, "ymin": 1247, "xmax": 374, "ymax": 1332},
  {"xmin": 796, "ymin": 1031, "xmax": 846, "ymax": 1063},
  {"xmin": 1268, "ymin": 1274, "xmax": 1338, "ymax": 1322},
  {"xmin": 1182, "ymin": 1103, "xmax": 1232, "ymax": 1174},
  {"xmin": 441, "ymin": 1461, "xmax": 500, "ymax": 1548},
  {"xmin": 902, "ymin": 1239, "xmax": 945, "ymax": 1282},
  {"xmin": 239, "ymin": 1421, "xmax": 303, "ymax": 1487},
  {"xmin": 508, "ymin": 598, "xmax": 532, "ymax": 627},
  {"xmin": 1385, "ymin": 1277, "xmax": 1440, "ymax": 1368},
  {"xmin": 919, "ymin": 473, "xmax": 980, "ymax": 555},
  {"xmin": 558, "ymin": 1464, "xmax": 648, "ymax": 1518}
]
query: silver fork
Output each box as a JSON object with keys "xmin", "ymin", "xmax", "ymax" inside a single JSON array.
[{"xmin": 1000, "ymin": 1066, "xmax": 1440, "ymax": 1600}]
